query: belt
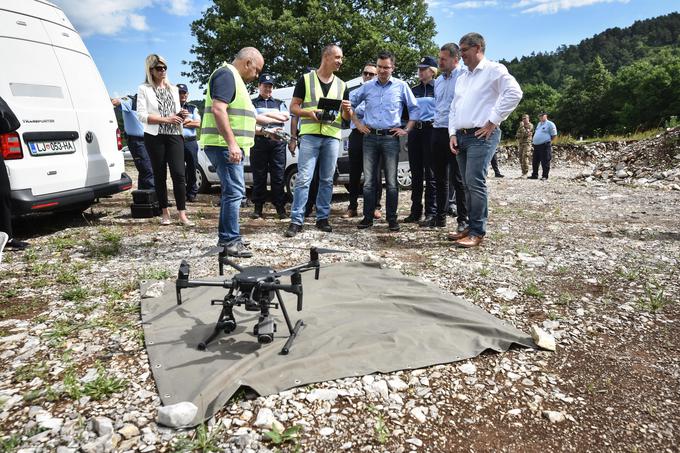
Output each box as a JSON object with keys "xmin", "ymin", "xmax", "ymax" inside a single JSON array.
[
  {"xmin": 183, "ymin": 136, "xmax": 197, "ymax": 142},
  {"xmin": 414, "ymin": 120, "xmax": 433, "ymax": 129},
  {"xmin": 457, "ymin": 127, "xmax": 481, "ymax": 135},
  {"xmin": 368, "ymin": 128, "xmax": 399, "ymax": 136}
]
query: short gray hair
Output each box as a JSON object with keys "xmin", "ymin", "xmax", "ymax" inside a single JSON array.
[
  {"xmin": 459, "ymin": 32, "xmax": 485, "ymax": 53},
  {"xmin": 234, "ymin": 47, "xmax": 263, "ymax": 63},
  {"xmin": 440, "ymin": 43, "xmax": 459, "ymax": 59}
]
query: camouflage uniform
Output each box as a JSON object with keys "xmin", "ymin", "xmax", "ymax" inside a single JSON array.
[{"xmin": 515, "ymin": 122, "xmax": 534, "ymax": 175}]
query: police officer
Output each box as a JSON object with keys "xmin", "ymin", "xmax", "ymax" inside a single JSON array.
[
  {"xmin": 111, "ymin": 95, "xmax": 155, "ymax": 190},
  {"xmin": 177, "ymin": 84, "xmax": 201, "ymax": 201},
  {"xmin": 250, "ymin": 74, "xmax": 290, "ymax": 219},
  {"xmin": 405, "ymin": 56, "xmax": 437, "ymax": 225}
]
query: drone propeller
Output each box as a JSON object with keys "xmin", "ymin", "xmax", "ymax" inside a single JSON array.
[{"xmin": 314, "ymin": 247, "xmax": 350, "ymax": 254}]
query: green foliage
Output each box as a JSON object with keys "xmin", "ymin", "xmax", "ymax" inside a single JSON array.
[
  {"xmin": 502, "ymin": 82, "xmax": 560, "ymax": 138},
  {"xmin": 62, "ymin": 286, "xmax": 89, "ymax": 302},
  {"xmin": 264, "ymin": 424, "xmax": 302, "ymax": 446},
  {"xmin": 172, "ymin": 424, "xmax": 223, "ymax": 452},
  {"xmin": 86, "ymin": 228, "xmax": 122, "ymax": 258},
  {"xmin": 138, "ymin": 267, "xmax": 171, "ymax": 281},
  {"xmin": 0, "ymin": 434, "xmax": 22, "ymax": 452},
  {"xmin": 374, "ymin": 413, "xmax": 390, "ymax": 444},
  {"xmin": 82, "ymin": 366, "xmax": 128, "ymax": 400},
  {"xmin": 185, "ymin": 0, "xmax": 438, "ymax": 88},
  {"xmin": 523, "ymin": 282, "xmax": 544, "ymax": 299},
  {"xmin": 637, "ymin": 281, "xmax": 671, "ymax": 312}
]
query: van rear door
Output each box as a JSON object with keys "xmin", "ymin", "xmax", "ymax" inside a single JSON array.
[{"xmin": 0, "ymin": 8, "xmax": 87, "ymax": 196}]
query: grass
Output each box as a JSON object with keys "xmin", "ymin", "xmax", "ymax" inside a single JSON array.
[
  {"xmin": 374, "ymin": 414, "xmax": 390, "ymax": 444},
  {"xmin": 86, "ymin": 228, "xmax": 122, "ymax": 258},
  {"xmin": 264, "ymin": 424, "xmax": 303, "ymax": 447},
  {"xmin": 13, "ymin": 361, "xmax": 49, "ymax": 383},
  {"xmin": 137, "ymin": 267, "xmax": 171, "ymax": 280},
  {"xmin": 523, "ymin": 282, "xmax": 545, "ymax": 299},
  {"xmin": 62, "ymin": 286, "xmax": 89, "ymax": 302},
  {"xmin": 50, "ymin": 235, "xmax": 78, "ymax": 252},
  {"xmin": 636, "ymin": 281, "xmax": 672, "ymax": 313},
  {"xmin": 82, "ymin": 365, "xmax": 128, "ymax": 400},
  {"xmin": 56, "ymin": 269, "xmax": 79, "ymax": 285},
  {"xmin": 0, "ymin": 433, "xmax": 22, "ymax": 452},
  {"xmin": 172, "ymin": 424, "xmax": 224, "ymax": 453}
]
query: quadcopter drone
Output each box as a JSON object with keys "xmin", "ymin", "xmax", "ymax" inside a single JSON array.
[
  {"xmin": 175, "ymin": 246, "xmax": 340, "ymax": 354},
  {"xmin": 261, "ymin": 125, "xmax": 293, "ymax": 143}
]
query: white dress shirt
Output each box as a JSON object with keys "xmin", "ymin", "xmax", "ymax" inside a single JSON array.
[{"xmin": 448, "ymin": 57, "xmax": 522, "ymax": 136}]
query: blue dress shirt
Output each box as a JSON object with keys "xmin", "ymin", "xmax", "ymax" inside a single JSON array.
[
  {"xmin": 351, "ymin": 77, "xmax": 419, "ymax": 129},
  {"xmin": 119, "ymin": 98, "xmax": 144, "ymax": 137},
  {"xmin": 253, "ymin": 96, "xmax": 288, "ymax": 127},
  {"xmin": 411, "ymin": 80, "xmax": 435, "ymax": 122},
  {"xmin": 181, "ymin": 104, "xmax": 201, "ymax": 138},
  {"xmin": 349, "ymin": 87, "xmax": 366, "ymax": 130},
  {"xmin": 433, "ymin": 66, "xmax": 464, "ymax": 129},
  {"xmin": 533, "ymin": 120, "xmax": 558, "ymax": 145}
]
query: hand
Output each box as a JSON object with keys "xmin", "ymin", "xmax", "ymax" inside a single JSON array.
[
  {"xmin": 356, "ymin": 123, "xmax": 370, "ymax": 135},
  {"xmin": 269, "ymin": 127, "xmax": 285, "ymax": 141},
  {"xmin": 111, "ymin": 98, "xmax": 121, "ymax": 107},
  {"xmin": 182, "ymin": 117, "xmax": 192, "ymax": 126},
  {"xmin": 166, "ymin": 115, "xmax": 183, "ymax": 125},
  {"xmin": 474, "ymin": 121, "xmax": 497, "ymax": 139},
  {"xmin": 390, "ymin": 128, "xmax": 408, "ymax": 137},
  {"xmin": 449, "ymin": 135, "xmax": 459, "ymax": 155},
  {"xmin": 228, "ymin": 146, "xmax": 242, "ymax": 163},
  {"xmin": 309, "ymin": 109, "xmax": 322, "ymax": 121},
  {"xmin": 341, "ymin": 100, "xmax": 352, "ymax": 113},
  {"xmin": 288, "ymin": 139, "xmax": 297, "ymax": 156},
  {"xmin": 179, "ymin": 108, "xmax": 189, "ymax": 118}
]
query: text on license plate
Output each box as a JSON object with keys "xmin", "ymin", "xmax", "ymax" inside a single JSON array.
[{"xmin": 28, "ymin": 140, "xmax": 76, "ymax": 155}]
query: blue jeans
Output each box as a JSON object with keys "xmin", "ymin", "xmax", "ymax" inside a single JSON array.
[
  {"xmin": 362, "ymin": 134, "xmax": 400, "ymax": 221},
  {"xmin": 204, "ymin": 146, "xmax": 245, "ymax": 245},
  {"xmin": 456, "ymin": 128, "xmax": 501, "ymax": 237},
  {"xmin": 290, "ymin": 135, "xmax": 339, "ymax": 225}
]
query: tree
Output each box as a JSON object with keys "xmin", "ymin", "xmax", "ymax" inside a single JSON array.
[
  {"xmin": 501, "ymin": 82, "xmax": 560, "ymax": 139},
  {"xmin": 183, "ymin": 0, "xmax": 438, "ymax": 89}
]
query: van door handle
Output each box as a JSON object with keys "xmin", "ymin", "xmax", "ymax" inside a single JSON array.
[
  {"xmin": 109, "ymin": 163, "xmax": 115, "ymax": 167},
  {"xmin": 16, "ymin": 20, "xmax": 27, "ymax": 26},
  {"xmin": 47, "ymin": 171, "xmax": 57, "ymax": 175}
]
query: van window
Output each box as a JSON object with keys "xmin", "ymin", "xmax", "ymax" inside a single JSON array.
[{"xmin": 10, "ymin": 83, "xmax": 64, "ymax": 98}]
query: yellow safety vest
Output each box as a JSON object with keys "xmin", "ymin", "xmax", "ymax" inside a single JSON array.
[
  {"xmin": 298, "ymin": 71, "xmax": 345, "ymax": 139},
  {"xmin": 200, "ymin": 63, "xmax": 256, "ymax": 153}
]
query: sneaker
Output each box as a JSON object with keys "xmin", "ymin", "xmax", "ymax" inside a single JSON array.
[
  {"xmin": 495, "ymin": 173, "xmax": 505, "ymax": 178},
  {"xmin": 315, "ymin": 218, "xmax": 333, "ymax": 232},
  {"xmin": 419, "ymin": 216, "xmax": 436, "ymax": 228},
  {"xmin": 5, "ymin": 239, "xmax": 30, "ymax": 250},
  {"xmin": 342, "ymin": 208, "xmax": 358, "ymax": 219},
  {"xmin": 276, "ymin": 206, "xmax": 288, "ymax": 219},
  {"xmin": 388, "ymin": 220, "xmax": 400, "ymax": 232},
  {"xmin": 250, "ymin": 204, "xmax": 263, "ymax": 219},
  {"xmin": 457, "ymin": 221, "xmax": 468, "ymax": 233},
  {"xmin": 541, "ymin": 176, "xmax": 549, "ymax": 180},
  {"xmin": 357, "ymin": 217, "xmax": 373, "ymax": 229},
  {"xmin": 285, "ymin": 223, "xmax": 303, "ymax": 237},
  {"xmin": 403, "ymin": 213, "xmax": 422, "ymax": 223},
  {"xmin": 225, "ymin": 241, "xmax": 253, "ymax": 258},
  {"xmin": 0, "ymin": 232, "xmax": 8, "ymax": 264},
  {"xmin": 527, "ymin": 175, "xmax": 538, "ymax": 180}
]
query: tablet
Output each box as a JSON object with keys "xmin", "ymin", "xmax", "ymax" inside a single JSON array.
[{"xmin": 317, "ymin": 97, "xmax": 342, "ymax": 111}]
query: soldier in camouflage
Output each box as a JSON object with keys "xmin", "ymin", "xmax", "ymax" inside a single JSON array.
[{"xmin": 515, "ymin": 114, "xmax": 533, "ymax": 177}]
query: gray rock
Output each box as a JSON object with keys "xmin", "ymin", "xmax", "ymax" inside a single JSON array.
[
  {"xmin": 140, "ymin": 281, "xmax": 166, "ymax": 299},
  {"xmin": 93, "ymin": 417, "xmax": 114, "ymax": 437},
  {"xmin": 543, "ymin": 410, "xmax": 566, "ymax": 423},
  {"xmin": 81, "ymin": 433, "xmax": 113, "ymax": 453},
  {"xmin": 118, "ymin": 423, "xmax": 139, "ymax": 439},
  {"xmin": 253, "ymin": 408, "xmax": 275, "ymax": 429},
  {"xmin": 156, "ymin": 401, "xmax": 198, "ymax": 428},
  {"xmin": 458, "ymin": 363, "xmax": 477, "ymax": 375},
  {"xmin": 531, "ymin": 325, "xmax": 556, "ymax": 351}
]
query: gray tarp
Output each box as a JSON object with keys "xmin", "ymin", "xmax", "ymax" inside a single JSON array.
[{"xmin": 141, "ymin": 262, "xmax": 535, "ymax": 426}]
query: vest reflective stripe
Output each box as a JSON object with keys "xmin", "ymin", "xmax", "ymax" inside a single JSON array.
[
  {"xmin": 298, "ymin": 71, "xmax": 345, "ymax": 139},
  {"xmin": 200, "ymin": 63, "xmax": 256, "ymax": 152}
]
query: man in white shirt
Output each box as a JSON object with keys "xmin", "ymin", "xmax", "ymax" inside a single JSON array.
[{"xmin": 448, "ymin": 32, "xmax": 522, "ymax": 248}]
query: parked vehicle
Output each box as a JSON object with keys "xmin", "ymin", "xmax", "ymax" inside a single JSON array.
[
  {"xmin": 194, "ymin": 77, "xmax": 411, "ymax": 195},
  {"xmin": 0, "ymin": 0, "xmax": 131, "ymax": 214}
]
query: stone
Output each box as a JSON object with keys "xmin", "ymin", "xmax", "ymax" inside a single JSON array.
[
  {"xmin": 406, "ymin": 438, "xmax": 423, "ymax": 447},
  {"xmin": 156, "ymin": 401, "xmax": 198, "ymax": 428},
  {"xmin": 253, "ymin": 408, "xmax": 275, "ymax": 429},
  {"xmin": 306, "ymin": 388, "xmax": 339, "ymax": 402},
  {"xmin": 458, "ymin": 363, "xmax": 477, "ymax": 375},
  {"xmin": 81, "ymin": 433, "xmax": 113, "ymax": 453},
  {"xmin": 141, "ymin": 281, "xmax": 166, "ymax": 299},
  {"xmin": 319, "ymin": 427, "xmax": 334, "ymax": 436},
  {"xmin": 387, "ymin": 378, "xmax": 409, "ymax": 392},
  {"xmin": 410, "ymin": 407, "xmax": 427, "ymax": 424},
  {"xmin": 118, "ymin": 423, "xmax": 139, "ymax": 440},
  {"xmin": 93, "ymin": 417, "xmax": 114, "ymax": 437},
  {"xmin": 495, "ymin": 287, "xmax": 518, "ymax": 301},
  {"xmin": 530, "ymin": 325, "xmax": 556, "ymax": 351},
  {"xmin": 543, "ymin": 410, "xmax": 566, "ymax": 423}
]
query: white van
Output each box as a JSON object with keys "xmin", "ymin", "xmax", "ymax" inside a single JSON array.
[{"xmin": 0, "ymin": 0, "xmax": 131, "ymax": 214}]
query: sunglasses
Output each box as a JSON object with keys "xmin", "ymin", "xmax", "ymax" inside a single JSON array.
[
  {"xmin": 363, "ymin": 71, "xmax": 376, "ymax": 77},
  {"xmin": 153, "ymin": 66, "xmax": 167, "ymax": 72}
]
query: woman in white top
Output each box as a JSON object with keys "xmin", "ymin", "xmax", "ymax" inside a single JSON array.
[{"xmin": 136, "ymin": 54, "xmax": 193, "ymax": 226}]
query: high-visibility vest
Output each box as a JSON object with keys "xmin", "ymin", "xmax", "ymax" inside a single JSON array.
[
  {"xmin": 298, "ymin": 71, "xmax": 345, "ymax": 139},
  {"xmin": 200, "ymin": 63, "xmax": 256, "ymax": 153}
]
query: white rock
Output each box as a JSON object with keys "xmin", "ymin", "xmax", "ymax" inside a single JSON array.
[
  {"xmin": 319, "ymin": 427, "xmax": 334, "ymax": 436},
  {"xmin": 495, "ymin": 287, "xmax": 518, "ymax": 301},
  {"xmin": 530, "ymin": 325, "xmax": 556, "ymax": 351},
  {"xmin": 458, "ymin": 363, "xmax": 477, "ymax": 375},
  {"xmin": 253, "ymin": 408, "xmax": 275, "ymax": 429},
  {"xmin": 410, "ymin": 407, "xmax": 427, "ymax": 424},
  {"xmin": 387, "ymin": 378, "xmax": 408, "ymax": 392},
  {"xmin": 156, "ymin": 401, "xmax": 198, "ymax": 428},
  {"xmin": 81, "ymin": 433, "xmax": 112, "ymax": 453},
  {"xmin": 406, "ymin": 438, "xmax": 423, "ymax": 447},
  {"xmin": 507, "ymin": 408, "xmax": 521, "ymax": 416},
  {"xmin": 93, "ymin": 417, "xmax": 114, "ymax": 436},
  {"xmin": 141, "ymin": 281, "xmax": 166, "ymax": 299},
  {"xmin": 543, "ymin": 410, "xmax": 566, "ymax": 423},
  {"xmin": 306, "ymin": 388, "xmax": 339, "ymax": 402},
  {"xmin": 340, "ymin": 442, "xmax": 353, "ymax": 450},
  {"xmin": 118, "ymin": 423, "xmax": 139, "ymax": 440},
  {"xmin": 366, "ymin": 380, "xmax": 389, "ymax": 400}
]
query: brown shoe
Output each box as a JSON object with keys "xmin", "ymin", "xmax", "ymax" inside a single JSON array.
[
  {"xmin": 448, "ymin": 228, "xmax": 470, "ymax": 241},
  {"xmin": 342, "ymin": 208, "xmax": 358, "ymax": 218},
  {"xmin": 455, "ymin": 235, "xmax": 483, "ymax": 248},
  {"xmin": 374, "ymin": 209, "xmax": 382, "ymax": 219}
]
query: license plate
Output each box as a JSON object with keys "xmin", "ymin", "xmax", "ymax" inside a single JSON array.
[{"xmin": 28, "ymin": 140, "xmax": 76, "ymax": 156}]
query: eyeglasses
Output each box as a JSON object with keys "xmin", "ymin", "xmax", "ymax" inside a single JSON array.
[
  {"xmin": 363, "ymin": 71, "xmax": 376, "ymax": 77},
  {"xmin": 376, "ymin": 65, "xmax": 392, "ymax": 70},
  {"xmin": 153, "ymin": 66, "xmax": 167, "ymax": 72},
  {"xmin": 459, "ymin": 46, "xmax": 477, "ymax": 54}
]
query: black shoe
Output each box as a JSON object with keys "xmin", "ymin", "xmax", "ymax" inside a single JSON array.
[
  {"xmin": 250, "ymin": 204, "xmax": 263, "ymax": 219},
  {"xmin": 285, "ymin": 223, "xmax": 303, "ymax": 237},
  {"xmin": 315, "ymin": 218, "xmax": 333, "ymax": 232},
  {"xmin": 225, "ymin": 242, "xmax": 253, "ymax": 258},
  {"xmin": 527, "ymin": 175, "xmax": 538, "ymax": 180},
  {"xmin": 419, "ymin": 216, "xmax": 436, "ymax": 228},
  {"xmin": 403, "ymin": 213, "xmax": 422, "ymax": 223},
  {"xmin": 541, "ymin": 176, "xmax": 549, "ymax": 180},
  {"xmin": 388, "ymin": 220, "xmax": 400, "ymax": 232},
  {"xmin": 495, "ymin": 173, "xmax": 505, "ymax": 178},
  {"xmin": 447, "ymin": 207, "xmax": 457, "ymax": 217},
  {"xmin": 186, "ymin": 195, "xmax": 197, "ymax": 202},
  {"xmin": 276, "ymin": 206, "xmax": 288, "ymax": 219},
  {"xmin": 5, "ymin": 239, "xmax": 29, "ymax": 250},
  {"xmin": 435, "ymin": 216, "xmax": 447, "ymax": 228},
  {"xmin": 357, "ymin": 217, "xmax": 373, "ymax": 229}
]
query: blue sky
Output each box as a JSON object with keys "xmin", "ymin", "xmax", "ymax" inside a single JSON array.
[{"xmin": 51, "ymin": 0, "xmax": 679, "ymax": 100}]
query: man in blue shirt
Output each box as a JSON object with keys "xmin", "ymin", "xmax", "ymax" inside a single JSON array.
[
  {"xmin": 351, "ymin": 50, "xmax": 419, "ymax": 232},
  {"xmin": 112, "ymin": 95, "xmax": 155, "ymax": 190},
  {"xmin": 432, "ymin": 43, "xmax": 467, "ymax": 233},
  {"xmin": 177, "ymin": 84, "xmax": 201, "ymax": 201},
  {"xmin": 529, "ymin": 112, "xmax": 558, "ymax": 180},
  {"xmin": 250, "ymin": 74, "xmax": 290, "ymax": 219},
  {"xmin": 405, "ymin": 56, "xmax": 437, "ymax": 225}
]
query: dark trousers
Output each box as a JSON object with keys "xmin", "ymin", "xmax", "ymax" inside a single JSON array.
[
  {"xmin": 183, "ymin": 138, "xmax": 199, "ymax": 197},
  {"xmin": 347, "ymin": 129, "xmax": 364, "ymax": 211},
  {"xmin": 144, "ymin": 133, "xmax": 186, "ymax": 210},
  {"xmin": 531, "ymin": 142, "xmax": 552, "ymax": 178},
  {"xmin": 490, "ymin": 153, "xmax": 502, "ymax": 176},
  {"xmin": 407, "ymin": 126, "xmax": 435, "ymax": 217},
  {"xmin": 251, "ymin": 136, "xmax": 287, "ymax": 208},
  {"xmin": 432, "ymin": 128, "xmax": 467, "ymax": 223},
  {"xmin": 0, "ymin": 156, "xmax": 13, "ymax": 238},
  {"xmin": 127, "ymin": 136, "xmax": 155, "ymax": 190}
]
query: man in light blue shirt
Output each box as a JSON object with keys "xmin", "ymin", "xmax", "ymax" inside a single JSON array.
[
  {"xmin": 432, "ymin": 43, "xmax": 467, "ymax": 233},
  {"xmin": 351, "ymin": 50, "xmax": 419, "ymax": 232},
  {"xmin": 529, "ymin": 112, "xmax": 558, "ymax": 180},
  {"xmin": 112, "ymin": 95, "xmax": 155, "ymax": 190}
]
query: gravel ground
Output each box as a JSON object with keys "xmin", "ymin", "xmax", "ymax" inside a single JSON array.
[{"xmin": 1, "ymin": 155, "xmax": 678, "ymax": 452}]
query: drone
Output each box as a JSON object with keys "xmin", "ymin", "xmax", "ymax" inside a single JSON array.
[
  {"xmin": 261, "ymin": 125, "xmax": 293, "ymax": 143},
  {"xmin": 175, "ymin": 246, "xmax": 341, "ymax": 354}
]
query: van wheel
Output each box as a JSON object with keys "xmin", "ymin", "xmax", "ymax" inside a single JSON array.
[
  {"xmin": 196, "ymin": 167, "xmax": 211, "ymax": 193},
  {"xmin": 284, "ymin": 165, "xmax": 298, "ymax": 201}
]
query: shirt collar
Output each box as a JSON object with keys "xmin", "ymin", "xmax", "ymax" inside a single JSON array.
[
  {"xmin": 472, "ymin": 57, "xmax": 489, "ymax": 73},
  {"xmin": 376, "ymin": 77, "xmax": 393, "ymax": 87}
]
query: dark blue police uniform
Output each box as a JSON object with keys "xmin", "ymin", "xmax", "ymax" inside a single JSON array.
[{"xmin": 407, "ymin": 78, "xmax": 436, "ymax": 221}]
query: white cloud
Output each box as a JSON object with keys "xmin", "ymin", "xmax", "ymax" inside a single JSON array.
[
  {"xmin": 450, "ymin": 1, "xmax": 498, "ymax": 8},
  {"xmin": 52, "ymin": 0, "xmax": 191, "ymax": 37},
  {"xmin": 512, "ymin": 0, "xmax": 630, "ymax": 14}
]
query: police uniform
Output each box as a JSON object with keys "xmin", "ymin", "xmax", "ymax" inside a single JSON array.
[{"xmin": 250, "ymin": 74, "xmax": 288, "ymax": 216}]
